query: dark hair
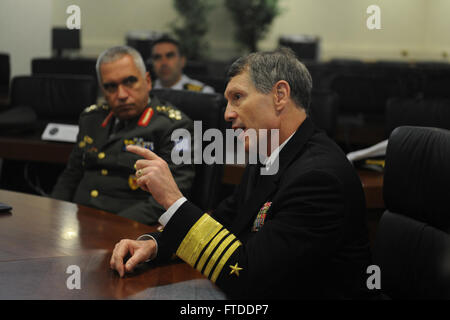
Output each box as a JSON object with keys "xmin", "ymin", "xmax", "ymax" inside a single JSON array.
[
  {"xmin": 151, "ymin": 36, "xmax": 184, "ymax": 56},
  {"xmin": 227, "ymin": 47, "xmax": 313, "ymax": 111}
]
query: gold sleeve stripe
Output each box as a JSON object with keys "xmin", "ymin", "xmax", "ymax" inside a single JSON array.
[
  {"xmin": 195, "ymin": 229, "xmax": 229, "ymax": 272},
  {"xmin": 176, "ymin": 213, "xmax": 223, "ymax": 267},
  {"xmin": 203, "ymin": 233, "xmax": 236, "ymax": 279},
  {"xmin": 210, "ymin": 240, "xmax": 242, "ymax": 283}
]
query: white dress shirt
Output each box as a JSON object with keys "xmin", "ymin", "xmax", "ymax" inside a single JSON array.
[{"xmin": 153, "ymin": 74, "xmax": 215, "ymax": 93}]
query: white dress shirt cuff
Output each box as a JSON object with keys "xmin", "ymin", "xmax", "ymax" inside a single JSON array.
[{"xmin": 158, "ymin": 197, "xmax": 187, "ymax": 227}]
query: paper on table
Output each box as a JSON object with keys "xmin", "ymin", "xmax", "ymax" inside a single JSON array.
[
  {"xmin": 346, "ymin": 139, "xmax": 388, "ymax": 163},
  {"xmin": 41, "ymin": 123, "xmax": 79, "ymax": 143}
]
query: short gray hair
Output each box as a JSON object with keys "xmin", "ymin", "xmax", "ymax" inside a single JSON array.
[
  {"xmin": 227, "ymin": 47, "xmax": 313, "ymax": 112},
  {"xmin": 96, "ymin": 46, "xmax": 147, "ymax": 84}
]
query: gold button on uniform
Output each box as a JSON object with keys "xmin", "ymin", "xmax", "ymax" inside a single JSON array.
[
  {"xmin": 101, "ymin": 169, "xmax": 108, "ymax": 176},
  {"xmin": 98, "ymin": 152, "xmax": 105, "ymax": 159},
  {"xmin": 90, "ymin": 190, "xmax": 99, "ymax": 198}
]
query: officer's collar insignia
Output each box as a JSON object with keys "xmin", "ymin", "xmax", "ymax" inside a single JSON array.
[
  {"xmin": 101, "ymin": 111, "xmax": 114, "ymax": 128},
  {"xmin": 251, "ymin": 201, "xmax": 272, "ymax": 232},
  {"xmin": 128, "ymin": 175, "xmax": 139, "ymax": 190},
  {"xmin": 138, "ymin": 107, "xmax": 154, "ymax": 127}
]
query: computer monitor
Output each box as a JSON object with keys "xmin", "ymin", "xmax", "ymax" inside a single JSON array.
[
  {"xmin": 279, "ymin": 35, "xmax": 320, "ymax": 61},
  {"xmin": 52, "ymin": 28, "xmax": 80, "ymax": 57}
]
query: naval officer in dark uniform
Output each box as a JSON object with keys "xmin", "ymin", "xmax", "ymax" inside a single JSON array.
[
  {"xmin": 110, "ymin": 48, "xmax": 376, "ymax": 299},
  {"xmin": 51, "ymin": 46, "xmax": 195, "ymax": 225}
]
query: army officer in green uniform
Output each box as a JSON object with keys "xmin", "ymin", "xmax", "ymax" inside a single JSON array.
[{"xmin": 51, "ymin": 46, "xmax": 195, "ymax": 225}]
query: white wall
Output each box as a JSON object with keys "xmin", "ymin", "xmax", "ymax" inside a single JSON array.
[
  {"xmin": 0, "ymin": 0, "xmax": 52, "ymax": 78},
  {"xmin": 262, "ymin": 0, "xmax": 429, "ymax": 60},
  {"xmin": 4, "ymin": 0, "xmax": 447, "ymax": 64},
  {"xmin": 51, "ymin": 0, "xmax": 177, "ymax": 57},
  {"xmin": 423, "ymin": 0, "xmax": 450, "ymax": 60}
]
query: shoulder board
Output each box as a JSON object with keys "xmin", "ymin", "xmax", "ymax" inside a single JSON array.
[
  {"xmin": 155, "ymin": 105, "xmax": 183, "ymax": 121},
  {"xmin": 183, "ymin": 83, "xmax": 204, "ymax": 92},
  {"xmin": 82, "ymin": 104, "xmax": 109, "ymax": 114}
]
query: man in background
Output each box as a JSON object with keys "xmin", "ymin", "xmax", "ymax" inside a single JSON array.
[
  {"xmin": 151, "ymin": 36, "xmax": 215, "ymax": 94},
  {"xmin": 52, "ymin": 46, "xmax": 194, "ymax": 225}
]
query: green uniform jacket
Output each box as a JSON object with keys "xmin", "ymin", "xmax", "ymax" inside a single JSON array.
[{"xmin": 52, "ymin": 95, "xmax": 195, "ymax": 225}]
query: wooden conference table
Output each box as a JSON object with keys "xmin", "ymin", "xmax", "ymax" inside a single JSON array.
[{"xmin": 0, "ymin": 189, "xmax": 226, "ymax": 300}]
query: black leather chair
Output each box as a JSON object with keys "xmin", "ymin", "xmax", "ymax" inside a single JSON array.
[
  {"xmin": 32, "ymin": 58, "xmax": 98, "ymax": 89},
  {"xmin": 420, "ymin": 68, "xmax": 450, "ymax": 100},
  {"xmin": 309, "ymin": 90, "xmax": 338, "ymax": 138},
  {"xmin": 0, "ymin": 53, "xmax": 10, "ymax": 108},
  {"xmin": 385, "ymin": 97, "xmax": 450, "ymax": 137},
  {"xmin": 31, "ymin": 58, "xmax": 97, "ymax": 78},
  {"xmin": 10, "ymin": 74, "xmax": 97, "ymax": 123},
  {"xmin": 0, "ymin": 54, "xmax": 10, "ymax": 89},
  {"xmin": 151, "ymin": 89, "xmax": 226, "ymax": 211},
  {"xmin": 330, "ymin": 71, "xmax": 403, "ymax": 115},
  {"xmin": 373, "ymin": 126, "xmax": 450, "ymax": 299}
]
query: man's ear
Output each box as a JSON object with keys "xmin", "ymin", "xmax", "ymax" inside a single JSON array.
[
  {"xmin": 180, "ymin": 55, "xmax": 186, "ymax": 69},
  {"xmin": 273, "ymin": 80, "xmax": 290, "ymax": 111},
  {"xmin": 145, "ymin": 71, "xmax": 152, "ymax": 91}
]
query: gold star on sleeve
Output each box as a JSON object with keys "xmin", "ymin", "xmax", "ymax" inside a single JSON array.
[{"xmin": 229, "ymin": 262, "xmax": 243, "ymax": 277}]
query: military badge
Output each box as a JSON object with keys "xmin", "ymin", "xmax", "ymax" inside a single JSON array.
[
  {"xmin": 128, "ymin": 175, "xmax": 139, "ymax": 190},
  {"xmin": 251, "ymin": 202, "xmax": 272, "ymax": 232},
  {"xmin": 156, "ymin": 105, "xmax": 182, "ymax": 120},
  {"xmin": 123, "ymin": 138, "xmax": 154, "ymax": 151},
  {"xmin": 84, "ymin": 104, "xmax": 97, "ymax": 113}
]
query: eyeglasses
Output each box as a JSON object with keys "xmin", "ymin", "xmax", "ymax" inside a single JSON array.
[{"xmin": 102, "ymin": 76, "xmax": 138, "ymax": 93}]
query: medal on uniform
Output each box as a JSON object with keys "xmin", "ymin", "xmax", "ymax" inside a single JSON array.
[
  {"xmin": 252, "ymin": 202, "xmax": 272, "ymax": 232},
  {"xmin": 123, "ymin": 138, "xmax": 154, "ymax": 151}
]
